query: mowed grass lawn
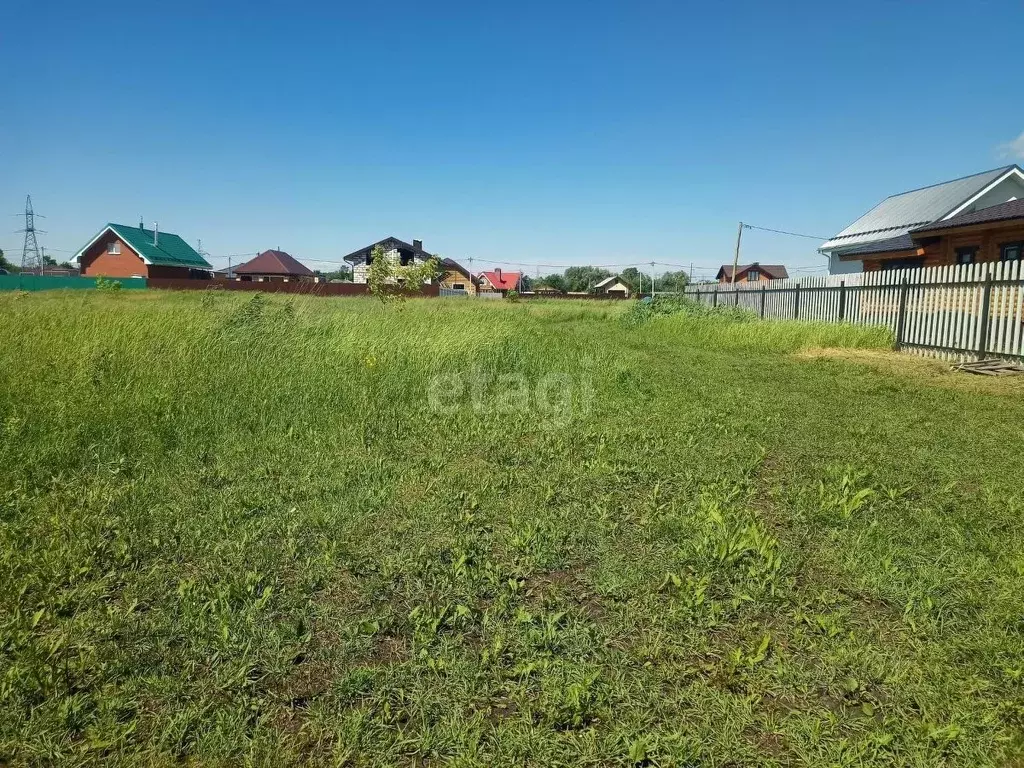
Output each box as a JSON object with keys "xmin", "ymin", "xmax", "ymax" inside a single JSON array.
[{"xmin": 2, "ymin": 290, "xmax": 1023, "ymax": 767}]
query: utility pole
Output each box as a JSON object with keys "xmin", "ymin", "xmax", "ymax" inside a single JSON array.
[
  {"xmin": 730, "ymin": 221, "xmax": 744, "ymax": 284},
  {"xmin": 650, "ymin": 261, "xmax": 656, "ymax": 298},
  {"xmin": 18, "ymin": 195, "xmax": 44, "ymax": 273}
]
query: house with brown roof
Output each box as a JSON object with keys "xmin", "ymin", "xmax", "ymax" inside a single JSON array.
[
  {"xmin": 715, "ymin": 263, "xmax": 789, "ymax": 283},
  {"xmin": 835, "ymin": 197, "xmax": 1024, "ymax": 272},
  {"xmin": 820, "ymin": 164, "xmax": 1024, "ymax": 274},
  {"xmin": 233, "ymin": 250, "xmax": 315, "ymax": 282}
]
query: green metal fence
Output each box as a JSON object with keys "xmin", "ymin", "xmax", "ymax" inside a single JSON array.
[{"xmin": 0, "ymin": 274, "xmax": 147, "ymax": 291}]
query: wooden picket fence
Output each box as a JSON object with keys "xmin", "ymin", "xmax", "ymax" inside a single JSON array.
[{"xmin": 684, "ymin": 260, "xmax": 1024, "ymax": 361}]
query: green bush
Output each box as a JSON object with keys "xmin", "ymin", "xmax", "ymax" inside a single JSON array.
[
  {"xmin": 94, "ymin": 276, "xmax": 122, "ymax": 292},
  {"xmin": 623, "ymin": 295, "xmax": 753, "ymax": 327}
]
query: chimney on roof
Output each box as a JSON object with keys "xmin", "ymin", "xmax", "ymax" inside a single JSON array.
[
  {"xmin": 495, "ymin": 267, "xmax": 502, "ymax": 282},
  {"xmin": 153, "ymin": 222, "xmax": 159, "ymax": 246},
  {"xmin": 413, "ymin": 239, "xmax": 423, "ymax": 251},
  {"xmin": 139, "ymin": 215, "xmax": 144, "ymax": 229}
]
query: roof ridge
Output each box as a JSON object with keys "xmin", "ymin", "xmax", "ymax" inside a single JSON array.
[{"xmin": 882, "ymin": 164, "xmax": 1017, "ymax": 200}]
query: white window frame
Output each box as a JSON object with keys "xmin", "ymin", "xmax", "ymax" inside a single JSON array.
[{"xmin": 107, "ymin": 241, "xmax": 121, "ymax": 255}]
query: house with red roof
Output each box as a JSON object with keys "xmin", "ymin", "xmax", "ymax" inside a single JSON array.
[
  {"xmin": 477, "ymin": 268, "xmax": 521, "ymax": 293},
  {"xmin": 233, "ymin": 250, "xmax": 315, "ymax": 282}
]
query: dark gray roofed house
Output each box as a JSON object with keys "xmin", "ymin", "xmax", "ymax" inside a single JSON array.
[
  {"xmin": 343, "ymin": 237, "xmax": 435, "ymax": 284},
  {"xmin": 821, "ymin": 165, "xmax": 1024, "ymax": 274},
  {"xmin": 829, "ymin": 189, "xmax": 1024, "ymax": 273}
]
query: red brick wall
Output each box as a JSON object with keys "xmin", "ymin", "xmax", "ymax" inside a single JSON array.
[
  {"xmin": 79, "ymin": 230, "xmax": 201, "ymax": 279},
  {"xmin": 80, "ymin": 232, "xmax": 149, "ymax": 278}
]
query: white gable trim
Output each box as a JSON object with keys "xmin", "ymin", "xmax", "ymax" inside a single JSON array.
[
  {"xmin": 72, "ymin": 225, "xmax": 151, "ymax": 265},
  {"xmin": 940, "ymin": 167, "xmax": 1024, "ymax": 221}
]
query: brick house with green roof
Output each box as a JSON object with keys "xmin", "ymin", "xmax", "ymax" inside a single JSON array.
[{"xmin": 74, "ymin": 223, "xmax": 213, "ymax": 279}]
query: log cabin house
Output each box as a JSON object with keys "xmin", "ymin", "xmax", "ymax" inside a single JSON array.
[
  {"xmin": 821, "ymin": 164, "xmax": 1024, "ymax": 274},
  {"xmin": 834, "ymin": 197, "xmax": 1024, "ymax": 272}
]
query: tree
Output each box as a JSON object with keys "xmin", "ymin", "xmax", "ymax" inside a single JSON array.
[
  {"xmin": 366, "ymin": 244, "xmax": 441, "ymax": 304},
  {"xmin": 0, "ymin": 249, "xmax": 19, "ymax": 273},
  {"xmin": 319, "ymin": 266, "xmax": 352, "ymax": 282},
  {"xmin": 538, "ymin": 273, "xmax": 569, "ymax": 293},
  {"xmin": 563, "ymin": 265, "xmax": 612, "ymax": 293},
  {"xmin": 655, "ymin": 270, "xmax": 689, "ymax": 293}
]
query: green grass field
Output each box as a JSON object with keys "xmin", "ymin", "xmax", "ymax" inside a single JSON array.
[{"xmin": 2, "ymin": 290, "xmax": 1023, "ymax": 766}]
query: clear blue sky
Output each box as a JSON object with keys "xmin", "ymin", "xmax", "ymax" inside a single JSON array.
[{"xmin": 3, "ymin": 0, "xmax": 1023, "ymax": 279}]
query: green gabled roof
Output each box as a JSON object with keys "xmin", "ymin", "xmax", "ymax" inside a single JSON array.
[{"xmin": 108, "ymin": 223, "xmax": 213, "ymax": 269}]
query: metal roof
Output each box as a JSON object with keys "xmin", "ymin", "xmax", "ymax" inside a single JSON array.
[
  {"xmin": 836, "ymin": 233, "xmax": 916, "ymax": 257},
  {"xmin": 343, "ymin": 237, "xmax": 433, "ymax": 263},
  {"xmin": 820, "ymin": 165, "xmax": 1018, "ymax": 253},
  {"xmin": 911, "ymin": 196, "xmax": 1024, "ymax": 234},
  {"xmin": 109, "ymin": 224, "xmax": 212, "ymax": 269},
  {"xmin": 235, "ymin": 249, "xmax": 314, "ymax": 276}
]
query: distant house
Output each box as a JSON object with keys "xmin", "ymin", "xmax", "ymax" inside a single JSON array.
[
  {"xmin": 715, "ymin": 263, "xmax": 789, "ymax": 283},
  {"xmin": 477, "ymin": 268, "xmax": 521, "ymax": 293},
  {"xmin": 233, "ymin": 250, "xmax": 315, "ymax": 282},
  {"xmin": 439, "ymin": 258, "xmax": 478, "ymax": 294},
  {"xmin": 593, "ymin": 275, "xmax": 633, "ymax": 298},
  {"xmin": 343, "ymin": 237, "xmax": 436, "ymax": 284},
  {"xmin": 820, "ymin": 164, "xmax": 1024, "ymax": 274},
  {"xmin": 74, "ymin": 223, "xmax": 212, "ymax": 279}
]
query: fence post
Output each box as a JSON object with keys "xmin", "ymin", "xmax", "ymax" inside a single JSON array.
[
  {"xmin": 838, "ymin": 280, "xmax": 846, "ymax": 321},
  {"xmin": 895, "ymin": 277, "xmax": 909, "ymax": 348},
  {"xmin": 760, "ymin": 284, "xmax": 766, "ymax": 318},
  {"xmin": 793, "ymin": 284, "xmax": 801, "ymax": 320},
  {"xmin": 713, "ymin": 288, "xmax": 718, "ymax": 308},
  {"xmin": 977, "ymin": 270, "xmax": 993, "ymax": 357},
  {"xmin": 735, "ymin": 288, "xmax": 740, "ymax": 307}
]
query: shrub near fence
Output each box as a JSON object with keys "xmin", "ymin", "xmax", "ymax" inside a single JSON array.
[{"xmin": 685, "ymin": 260, "xmax": 1024, "ymax": 361}]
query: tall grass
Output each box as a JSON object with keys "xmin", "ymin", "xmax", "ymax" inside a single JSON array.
[
  {"xmin": 650, "ymin": 313, "xmax": 894, "ymax": 353},
  {"xmin": 0, "ymin": 290, "xmax": 1021, "ymax": 766}
]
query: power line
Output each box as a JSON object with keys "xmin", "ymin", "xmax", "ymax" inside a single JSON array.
[
  {"xmin": 742, "ymin": 223, "xmax": 828, "ymax": 241},
  {"xmin": 205, "ymin": 253, "xmax": 714, "ymax": 272}
]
